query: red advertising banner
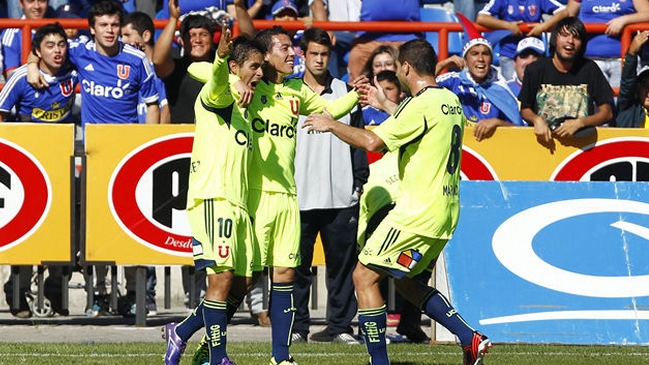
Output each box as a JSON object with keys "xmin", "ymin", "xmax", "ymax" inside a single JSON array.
[
  {"xmin": 84, "ymin": 124, "xmax": 194, "ymax": 265},
  {"xmin": 0, "ymin": 124, "xmax": 74, "ymax": 265}
]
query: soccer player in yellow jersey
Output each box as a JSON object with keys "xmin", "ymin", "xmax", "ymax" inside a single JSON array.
[
  {"xmin": 163, "ymin": 25, "xmax": 264, "ymax": 365},
  {"xmin": 304, "ymin": 38, "xmax": 492, "ymax": 365},
  {"xmin": 248, "ymin": 26, "xmax": 364, "ymax": 365}
]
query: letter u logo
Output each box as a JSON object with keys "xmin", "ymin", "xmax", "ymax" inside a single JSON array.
[
  {"xmin": 289, "ymin": 99, "xmax": 299, "ymax": 115},
  {"xmin": 480, "ymin": 102, "xmax": 491, "ymax": 114},
  {"xmin": 218, "ymin": 245, "xmax": 230, "ymax": 258},
  {"xmin": 60, "ymin": 79, "xmax": 74, "ymax": 97},
  {"xmin": 117, "ymin": 65, "xmax": 131, "ymax": 80}
]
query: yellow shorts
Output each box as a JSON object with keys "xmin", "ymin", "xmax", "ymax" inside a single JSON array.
[
  {"xmin": 187, "ymin": 198, "xmax": 261, "ymax": 277},
  {"xmin": 359, "ymin": 221, "xmax": 446, "ymax": 279},
  {"xmin": 248, "ymin": 189, "xmax": 300, "ymax": 268}
]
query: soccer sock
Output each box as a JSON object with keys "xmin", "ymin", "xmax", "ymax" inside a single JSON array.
[
  {"xmin": 176, "ymin": 299, "xmax": 205, "ymax": 340},
  {"xmin": 226, "ymin": 294, "xmax": 244, "ymax": 322},
  {"xmin": 270, "ymin": 282, "xmax": 295, "ymax": 362},
  {"xmin": 358, "ymin": 305, "xmax": 390, "ymax": 365},
  {"xmin": 421, "ymin": 289, "xmax": 474, "ymax": 346},
  {"xmin": 203, "ymin": 299, "xmax": 229, "ymax": 363}
]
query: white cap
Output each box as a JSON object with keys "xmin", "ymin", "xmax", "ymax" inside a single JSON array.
[{"xmin": 515, "ymin": 37, "xmax": 545, "ymax": 57}]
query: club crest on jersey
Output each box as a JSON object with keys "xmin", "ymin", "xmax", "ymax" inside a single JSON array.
[
  {"xmin": 507, "ymin": 5, "xmax": 514, "ymax": 14},
  {"xmin": 480, "ymin": 102, "xmax": 492, "ymax": 114},
  {"xmin": 59, "ymin": 79, "xmax": 74, "ymax": 97},
  {"xmin": 218, "ymin": 245, "xmax": 230, "ymax": 258},
  {"xmin": 289, "ymin": 99, "xmax": 299, "ymax": 116},
  {"xmin": 261, "ymin": 95, "xmax": 267, "ymax": 104},
  {"xmin": 117, "ymin": 65, "xmax": 131, "ymax": 80},
  {"xmin": 529, "ymin": 5, "xmax": 538, "ymax": 16},
  {"xmin": 396, "ymin": 249, "xmax": 423, "ymax": 270}
]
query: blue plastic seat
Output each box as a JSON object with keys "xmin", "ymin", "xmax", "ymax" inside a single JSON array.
[{"xmin": 419, "ymin": 7, "xmax": 464, "ymax": 57}]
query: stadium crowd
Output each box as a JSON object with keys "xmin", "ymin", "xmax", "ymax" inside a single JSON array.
[{"xmin": 2, "ymin": 0, "xmax": 649, "ymax": 364}]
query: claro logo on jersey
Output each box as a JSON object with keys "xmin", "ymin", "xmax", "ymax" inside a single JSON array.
[
  {"xmin": 82, "ymin": 78, "xmax": 132, "ymax": 99},
  {"xmin": 0, "ymin": 139, "xmax": 52, "ymax": 251},
  {"xmin": 551, "ymin": 137, "xmax": 649, "ymax": 182},
  {"xmin": 108, "ymin": 133, "xmax": 193, "ymax": 256},
  {"xmin": 252, "ymin": 117, "xmax": 297, "ymax": 138}
]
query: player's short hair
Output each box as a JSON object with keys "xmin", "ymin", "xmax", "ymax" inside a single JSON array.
[
  {"xmin": 255, "ymin": 25, "xmax": 290, "ymax": 53},
  {"xmin": 88, "ymin": 0, "xmax": 124, "ymax": 28},
  {"xmin": 180, "ymin": 14, "xmax": 215, "ymax": 39},
  {"xmin": 299, "ymin": 27, "xmax": 331, "ymax": 52},
  {"xmin": 123, "ymin": 11, "xmax": 154, "ymax": 46},
  {"xmin": 32, "ymin": 23, "xmax": 67, "ymax": 55},
  {"xmin": 549, "ymin": 16, "xmax": 587, "ymax": 58},
  {"xmin": 398, "ymin": 39, "xmax": 437, "ymax": 77},
  {"xmin": 375, "ymin": 70, "xmax": 401, "ymax": 92},
  {"xmin": 230, "ymin": 35, "xmax": 265, "ymax": 67}
]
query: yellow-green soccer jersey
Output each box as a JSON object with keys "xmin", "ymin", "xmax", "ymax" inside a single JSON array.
[
  {"xmin": 247, "ymin": 78, "xmax": 358, "ymax": 195},
  {"xmin": 373, "ymin": 86, "xmax": 465, "ymax": 239},
  {"xmin": 357, "ymin": 151, "xmax": 399, "ymax": 247},
  {"xmin": 186, "ymin": 55, "xmax": 253, "ymax": 210}
]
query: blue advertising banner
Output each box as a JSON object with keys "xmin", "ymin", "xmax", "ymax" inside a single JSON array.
[{"xmin": 445, "ymin": 181, "xmax": 649, "ymax": 345}]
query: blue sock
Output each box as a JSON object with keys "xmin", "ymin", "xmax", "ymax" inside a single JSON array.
[
  {"xmin": 422, "ymin": 290, "xmax": 474, "ymax": 346},
  {"xmin": 203, "ymin": 299, "xmax": 229, "ymax": 364},
  {"xmin": 358, "ymin": 305, "xmax": 389, "ymax": 365},
  {"xmin": 226, "ymin": 294, "xmax": 244, "ymax": 322},
  {"xmin": 270, "ymin": 282, "xmax": 294, "ymax": 362},
  {"xmin": 176, "ymin": 300, "xmax": 204, "ymax": 340}
]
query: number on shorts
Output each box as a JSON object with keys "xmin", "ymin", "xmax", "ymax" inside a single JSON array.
[{"xmin": 217, "ymin": 217, "xmax": 233, "ymax": 238}]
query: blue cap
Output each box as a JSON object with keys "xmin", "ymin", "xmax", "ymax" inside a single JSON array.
[
  {"xmin": 271, "ymin": 0, "xmax": 298, "ymax": 17},
  {"xmin": 57, "ymin": 4, "xmax": 81, "ymax": 19}
]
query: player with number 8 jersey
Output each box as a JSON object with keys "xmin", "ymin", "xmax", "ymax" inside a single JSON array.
[{"xmin": 303, "ymin": 38, "xmax": 491, "ymax": 365}]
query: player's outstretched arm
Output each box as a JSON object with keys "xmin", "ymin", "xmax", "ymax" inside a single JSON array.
[
  {"xmin": 207, "ymin": 23, "xmax": 233, "ymax": 101},
  {"xmin": 304, "ymin": 108, "xmax": 386, "ymax": 152}
]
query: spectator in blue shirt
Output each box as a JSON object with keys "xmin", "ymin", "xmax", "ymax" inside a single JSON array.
[{"xmin": 476, "ymin": 0, "xmax": 566, "ymax": 80}]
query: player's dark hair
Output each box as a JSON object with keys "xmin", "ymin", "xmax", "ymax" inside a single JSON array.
[
  {"xmin": 32, "ymin": 23, "xmax": 68, "ymax": 55},
  {"xmin": 255, "ymin": 25, "xmax": 290, "ymax": 53},
  {"xmin": 299, "ymin": 27, "xmax": 331, "ymax": 52},
  {"xmin": 398, "ymin": 39, "xmax": 437, "ymax": 77},
  {"xmin": 375, "ymin": 70, "xmax": 401, "ymax": 92},
  {"xmin": 123, "ymin": 11, "xmax": 155, "ymax": 46},
  {"xmin": 180, "ymin": 14, "xmax": 215, "ymax": 38},
  {"xmin": 230, "ymin": 35, "xmax": 264, "ymax": 67},
  {"xmin": 549, "ymin": 16, "xmax": 587, "ymax": 58},
  {"xmin": 88, "ymin": 0, "xmax": 124, "ymax": 28}
]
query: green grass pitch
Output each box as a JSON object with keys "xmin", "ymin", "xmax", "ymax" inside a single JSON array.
[{"xmin": 1, "ymin": 342, "xmax": 649, "ymax": 365}]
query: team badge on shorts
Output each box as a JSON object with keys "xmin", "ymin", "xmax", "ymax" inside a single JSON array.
[{"xmin": 397, "ymin": 249, "xmax": 423, "ymax": 270}]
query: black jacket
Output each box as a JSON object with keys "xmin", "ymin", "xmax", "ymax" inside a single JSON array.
[{"xmin": 614, "ymin": 52, "xmax": 646, "ymax": 127}]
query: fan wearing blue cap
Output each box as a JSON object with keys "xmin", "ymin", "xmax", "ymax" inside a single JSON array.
[{"xmin": 506, "ymin": 37, "xmax": 545, "ymax": 97}]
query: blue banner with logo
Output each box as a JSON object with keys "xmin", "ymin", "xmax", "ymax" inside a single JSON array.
[{"xmin": 445, "ymin": 181, "xmax": 649, "ymax": 345}]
